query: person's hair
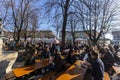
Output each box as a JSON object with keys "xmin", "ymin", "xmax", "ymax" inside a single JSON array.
[
  {"xmin": 69, "ymin": 48, "xmax": 74, "ymax": 53},
  {"xmin": 85, "ymin": 45, "xmax": 89, "ymax": 51},
  {"xmin": 90, "ymin": 50, "xmax": 99, "ymax": 58},
  {"xmin": 99, "ymin": 47, "xmax": 105, "ymax": 54},
  {"xmin": 68, "ymin": 48, "xmax": 74, "ymax": 55},
  {"xmin": 54, "ymin": 49, "xmax": 58, "ymax": 53}
]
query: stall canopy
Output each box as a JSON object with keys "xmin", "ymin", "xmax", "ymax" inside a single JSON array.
[{"xmin": 46, "ymin": 38, "xmax": 60, "ymax": 44}]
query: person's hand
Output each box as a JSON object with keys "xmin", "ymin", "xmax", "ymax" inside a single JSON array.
[{"xmin": 83, "ymin": 61, "xmax": 91, "ymax": 67}]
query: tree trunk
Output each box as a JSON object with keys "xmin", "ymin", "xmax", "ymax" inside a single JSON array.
[
  {"xmin": 24, "ymin": 31, "xmax": 27, "ymax": 41},
  {"xmin": 91, "ymin": 39, "xmax": 98, "ymax": 46},
  {"xmin": 14, "ymin": 31, "xmax": 21, "ymax": 50},
  {"xmin": 61, "ymin": 0, "xmax": 70, "ymax": 48},
  {"xmin": 73, "ymin": 36, "xmax": 75, "ymax": 46}
]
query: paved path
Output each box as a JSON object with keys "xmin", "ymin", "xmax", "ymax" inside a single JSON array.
[{"xmin": 0, "ymin": 51, "xmax": 18, "ymax": 79}]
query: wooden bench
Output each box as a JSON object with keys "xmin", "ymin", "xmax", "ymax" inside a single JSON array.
[
  {"xmin": 39, "ymin": 70, "xmax": 65, "ymax": 80},
  {"xmin": 39, "ymin": 71, "xmax": 55, "ymax": 80},
  {"xmin": 104, "ymin": 72, "xmax": 110, "ymax": 80},
  {"xmin": 39, "ymin": 70, "xmax": 110, "ymax": 80}
]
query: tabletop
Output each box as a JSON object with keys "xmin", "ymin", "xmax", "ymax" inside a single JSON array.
[
  {"xmin": 57, "ymin": 60, "xmax": 87, "ymax": 80},
  {"xmin": 13, "ymin": 59, "xmax": 50, "ymax": 77}
]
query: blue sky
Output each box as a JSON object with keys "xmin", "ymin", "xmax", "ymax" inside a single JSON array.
[{"xmin": 0, "ymin": 0, "xmax": 120, "ymax": 40}]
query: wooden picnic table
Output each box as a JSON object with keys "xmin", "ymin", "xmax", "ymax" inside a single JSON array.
[
  {"xmin": 13, "ymin": 59, "xmax": 50, "ymax": 78},
  {"xmin": 104, "ymin": 72, "xmax": 110, "ymax": 80},
  {"xmin": 56, "ymin": 60, "xmax": 87, "ymax": 80}
]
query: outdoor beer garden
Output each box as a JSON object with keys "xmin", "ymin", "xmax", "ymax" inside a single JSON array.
[
  {"xmin": 1, "ymin": 0, "xmax": 120, "ymax": 80},
  {"xmin": 3, "ymin": 39, "xmax": 120, "ymax": 80}
]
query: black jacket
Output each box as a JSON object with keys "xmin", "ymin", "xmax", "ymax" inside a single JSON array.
[{"xmin": 91, "ymin": 58, "xmax": 104, "ymax": 79}]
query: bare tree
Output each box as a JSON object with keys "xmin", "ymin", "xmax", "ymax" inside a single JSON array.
[
  {"xmin": 74, "ymin": 0, "xmax": 119, "ymax": 45},
  {"xmin": 44, "ymin": 0, "xmax": 75, "ymax": 47},
  {"xmin": 3, "ymin": 0, "xmax": 40, "ymax": 46},
  {"xmin": 22, "ymin": 14, "xmax": 29, "ymax": 41},
  {"xmin": 53, "ymin": 18, "xmax": 62, "ymax": 39},
  {"xmin": 7, "ymin": 0, "xmax": 31, "ymax": 44},
  {"xmin": 68, "ymin": 15, "xmax": 79, "ymax": 45},
  {"xmin": 0, "ymin": 0, "xmax": 11, "ymax": 31},
  {"xmin": 30, "ymin": 12, "xmax": 39, "ymax": 42}
]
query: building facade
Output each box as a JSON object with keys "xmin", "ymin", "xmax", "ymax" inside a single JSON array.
[
  {"xmin": 112, "ymin": 30, "xmax": 120, "ymax": 45},
  {"xmin": 3, "ymin": 30, "xmax": 55, "ymax": 41},
  {"xmin": 59, "ymin": 31, "xmax": 88, "ymax": 40}
]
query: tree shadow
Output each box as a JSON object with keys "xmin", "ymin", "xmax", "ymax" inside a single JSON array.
[{"xmin": 0, "ymin": 60, "xmax": 10, "ymax": 79}]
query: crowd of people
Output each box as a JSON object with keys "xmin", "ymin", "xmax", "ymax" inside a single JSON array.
[
  {"xmin": 21, "ymin": 40, "xmax": 120, "ymax": 79},
  {"xmin": 4, "ymin": 39, "xmax": 120, "ymax": 80}
]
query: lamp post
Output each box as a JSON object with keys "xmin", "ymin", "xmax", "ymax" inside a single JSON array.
[{"xmin": 0, "ymin": 18, "xmax": 3, "ymax": 54}]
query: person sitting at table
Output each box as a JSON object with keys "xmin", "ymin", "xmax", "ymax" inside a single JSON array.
[
  {"xmin": 25, "ymin": 48, "xmax": 38, "ymax": 65},
  {"xmin": 85, "ymin": 50, "xmax": 104, "ymax": 80},
  {"xmin": 66, "ymin": 48, "xmax": 76, "ymax": 65},
  {"xmin": 100, "ymin": 47, "xmax": 115, "ymax": 72},
  {"xmin": 80, "ymin": 45, "xmax": 92, "ymax": 62},
  {"xmin": 53, "ymin": 49, "xmax": 64, "ymax": 74},
  {"xmin": 42, "ymin": 45, "xmax": 51, "ymax": 59}
]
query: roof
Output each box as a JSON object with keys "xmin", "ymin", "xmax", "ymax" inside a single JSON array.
[{"xmin": 3, "ymin": 30, "xmax": 55, "ymax": 38}]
